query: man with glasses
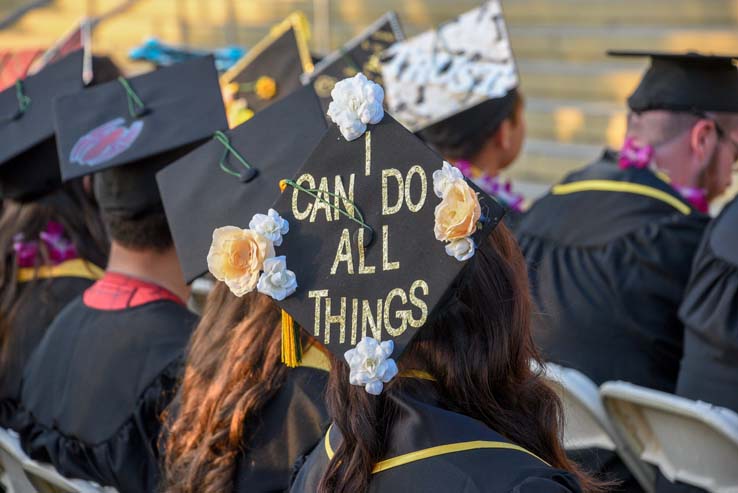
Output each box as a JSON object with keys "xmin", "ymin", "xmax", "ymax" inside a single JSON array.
[{"xmin": 515, "ymin": 51, "xmax": 738, "ymax": 490}]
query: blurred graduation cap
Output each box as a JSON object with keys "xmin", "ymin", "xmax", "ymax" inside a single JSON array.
[
  {"xmin": 53, "ymin": 55, "xmax": 227, "ymax": 218},
  {"xmin": 302, "ymin": 12, "xmax": 405, "ymax": 113},
  {"xmin": 607, "ymin": 50, "xmax": 738, "ymax": 113},
  {"xmin": 220, "ymin": 12, "xmax": 314, "ymax": 126},
  {"xmin": 157, "ymin": 85, "xmax": 328, "ymax": 283},
  {"xmin": 269, "ymin": 104, "xmax": 505, "ymax": 361},
  {"xmin": 0, "ymin": 50, "xmax": 119, "ymax": 201},
  {"xmin": 381, "ymin": 0, "xmax": 519, "ymax": 133}
]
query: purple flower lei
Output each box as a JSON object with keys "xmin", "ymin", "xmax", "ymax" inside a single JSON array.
[{"xmin": 13, "ymin": 221, "xmax": 78, "ymax": 268}]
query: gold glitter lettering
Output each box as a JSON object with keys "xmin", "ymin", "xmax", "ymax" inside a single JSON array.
[
  {"xmin": 382, "ymin": 169, "xmax": 403, "ymax": 215},
  {"xmin": 365, "ymin": 131, "xmax": 372, "ymax": 176},
  {"xmin": 382, "ymin": 225, "xmax": 400, "ymax": 271},
  {"xmin": 361, "ymin": 299, "xmax": 383, "ymax": 340},
  {"xmin": 309, "ymin": 176, "xmax": 333, "ymax": 223},
  {"xmin": 408, "ymin": 280, "xmax": 429, "ymax": 328},
  {"xmin": 308, "ymin": 290, "xmax": 329, "ymax": 337},
  {"xmin": 330, "ymin": 228, "xmax": 354, "ymax": 275},
  {"xmin": 333, "ymin": 174, "xmax": 355, "ymax": 220},
  {"xmin": 351, "ymin": 298, "xmax": 359, "ymax": 344},
  {"xmin": 292, "ymin": 173, "xmax": 315, "ymax": 220},
  {"xmin": 357, "ymin": 228, "xmax": 376, "ymax": 274},
  {"xmin": 384, "ymin": 288, "xmax": 409, "ymax": 336},
  {"xmin": 324, "ymin": 296, "xmax": 347, "ymax": 344},
  {"xmin": 405, "ymin": 165, "xmax": 427, "ymax": 213}
]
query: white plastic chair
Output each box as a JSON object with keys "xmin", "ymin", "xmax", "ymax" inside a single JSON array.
[
  {"xmin": 601, "ymin": 381, "xmax": 738, "ymax": 493},
  {"xmin": 22, "ymin": 461, "xmax": 114, "ymax": 493},
  {"xmin": 0, "ymin": 428, "xmax": 37, "ymax": 493},
  {"xmin": 538, "ymin": 363, "xmax": 656, "ymax": 491},
  {"xmin": 0, "ymin": 428, "xmax": 114, "ymax": 493}
]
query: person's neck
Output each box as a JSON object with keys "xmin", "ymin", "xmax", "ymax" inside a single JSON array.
[
  {"xmin": 463, "ymin": 155, "xmax": 504, "ymax": 178},
  {"xmin": 106, "ymin": 242, "xmax": 190, "ymax": 303}
]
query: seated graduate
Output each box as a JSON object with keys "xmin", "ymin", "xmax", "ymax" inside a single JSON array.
[
  {"xmin": 255, "ymin": 74, "xmax": 594, "ymax": 492},
  {"xmin": 157, "ymin": 85, "xmax": 332, "ymax": 493},
  {"xmin": 381, "ymin": 1, "xmax": 527, "ymax": 218},
  {"xmin": 516, "ymin": 51, "xmax": 738, "ymax": 391},
  {"xmin": 676, "ymin": 196, "xmax": 738, "ymax": 413},
  {"xmin": 0, "ymin": 51, "xmax": 118, "ymax": 429},
  {"xmin": 14, "ymin": 56, "xmax": 227, "ymax": 493},
  {"xmin": 515, "ymin": 51, "xmax": 738, "ymax": 491}
]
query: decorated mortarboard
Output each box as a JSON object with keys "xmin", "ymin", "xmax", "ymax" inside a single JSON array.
[
  {"xmin": 157, "ymin": 85, "xmax": 328, "ymax": 284},
  {"xmin": 201, "ymin": 74, "xmax": 505, "ymax": 388},
  {"xmin": 0, "ymin": 50, "xmax": 118, "ymax": 201},
  {"xmin": 381, "ymin": 0, "xmax": 519, "ymax": 133},
  {"xmin": 302, "ymin": 12, "xmax": 405, "ymax": 113},
  {"xmin": 607, "ymin": 50, "xmax": 738, "ymax": 113},
  {"xmin": 220, "ymin": 12, "xmax": 314, "ymax": 127}
]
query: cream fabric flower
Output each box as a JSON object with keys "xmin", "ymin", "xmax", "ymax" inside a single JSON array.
[
  {"xmin": 207, "ymin": 226, "xmax": 275, "ymax": 297},
  {"xmin": 249, "ymin": 208, "xmax": 289, "ymax": 247},
  {"xmin": 257, "ymin": 256, "xmax": 297, "ymax": 301},
  {"xmin": 434, "ymin": 180, "xmax": 481, "ymax": 242},
  {"xmin": 327, "ymin": 73, "xmax": 385, "ymax": 141},
  {"xmin": 432, "ymin": 161, "xmax": 465, "ymax": 198},
  {"xmin": 344, "ymin": 337, "xmax": 398, "ymax": 395},
  {"xmin": 445, "ymin": 237, "xmax": 476, "ymax": 261}
]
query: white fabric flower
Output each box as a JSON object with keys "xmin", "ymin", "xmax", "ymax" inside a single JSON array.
[
  {"xmin": 249, "ymin": 208, "xmax": 289, "ymax": 247},
  {"xmin": 256, "ymin": 256, "xmax": 297, "ymax": 301},
  {"xmin": 326, "ymin": 73, "xmax": 385, "ymax": 141},
  {"xmin": 432, "ymin": 161, "xmax": 464, "ymax": 198},
  {"xmin": 344, "ymin": 337, "xmax": 398, "ymax": 395},
  {"xmin": 445, "ymin": 237, "xmax": 476, "ymax": 261}
]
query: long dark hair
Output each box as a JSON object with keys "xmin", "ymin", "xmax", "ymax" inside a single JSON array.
[
  {"xmin": 163, "ymin": 285, "xmax": 307, "ymax": 493},
  {"xmin": 0, "ymin": 179, "xmax": 109, "ymax": 373},
  {"xmin": 318, "ymin": 224, "xmax": 600, "ymax": 493}
]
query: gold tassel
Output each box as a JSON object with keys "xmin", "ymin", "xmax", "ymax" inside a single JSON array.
[{"xmin": 281, "ymin": 310, "xmax": 302, "ymax": 367}]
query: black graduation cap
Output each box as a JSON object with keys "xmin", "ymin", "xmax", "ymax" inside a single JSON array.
[
  {"xmin": 0, "ymin": 50, "xmax": 117, "ymax": 200},
  {"xmin": 302, "ymin": 12, "xmax": 405, "ymax": 113},
  {"xmin": 157, "ymin": 85, "xmax": 328, "ymax": 283},
  {"xmin": 270, "ymin": 113, "xmax": 505, "ymax": 359},
  {"xmin": 220, "ymin": 12, "xmax": 313, "ymax": 121},
  {"xmin": 608, "ymin": 51, "xmax": 738, "ymax": 113},
  {"xmin": 53, "ymin": 55, "xmax": 227, "ymax": 217}
]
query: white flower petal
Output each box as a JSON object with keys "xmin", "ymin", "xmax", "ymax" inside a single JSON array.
[
  {"xmin": 327, "ymin": 74, "xmax": 385, "ymax": 142},
  {"xmin": 346, "ymin": 337, "xmax": 397, "ymax": 395}
]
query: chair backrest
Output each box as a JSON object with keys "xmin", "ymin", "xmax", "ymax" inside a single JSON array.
[
  {"xmin": 22, "ymin": 461, "xmax": 113, "ymax": 493},
  {"xmin": 539, "ymin": 363, "xmax": 616, "ymax": 450},
  {"xmin": 601, "ymin": 381, "xmax": 738, "ymax": 493},
  {"xmin": 539, "ymin": 363, "xmax": 656, "ymax": 492},
  {"xmin": 0, "ymin": 427, "xmax": 37, "ymax": 493}
]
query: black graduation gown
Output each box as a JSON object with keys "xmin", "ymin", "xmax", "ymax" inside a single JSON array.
[
  {"xmin": 14, "ymin": 295, "xmax": 197, "ymax": 493},
  {"xmin": 290, "ymin": 384, "xmax": 582, "ymax": 493},
  {"xmin": 515, "ymin": 150, "xmax": 708, "ymax": 392},
  {"xmin": 0, "ymin": 272, "xmax": 97, "ymax": 429},
  {"xmin": 233, "ymin": 364, "xmax": 330, "ymax": 492},
  {"xmin": 676, "ymin": 196, "xmax": 738, "ymax": 412}
]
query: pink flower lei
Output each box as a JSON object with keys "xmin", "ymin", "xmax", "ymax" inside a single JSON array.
[{"xmin": 13, "ymin": 221, "xmax": 78, "ymax": 268}]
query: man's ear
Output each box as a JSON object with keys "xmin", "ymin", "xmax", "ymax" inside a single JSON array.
[{"xmin": 690, "ymin": 119, "xmax": 719, "ymax": 164}]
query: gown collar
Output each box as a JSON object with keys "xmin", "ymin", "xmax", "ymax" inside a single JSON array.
[{"xmin": 83, "ymin": 271, "xmax": 185, "ymax": 310}]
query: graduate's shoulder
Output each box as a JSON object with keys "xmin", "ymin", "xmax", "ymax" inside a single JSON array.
[{"xmin": 517, "ymin": 152, "xmax": 708, "ymax": 247}]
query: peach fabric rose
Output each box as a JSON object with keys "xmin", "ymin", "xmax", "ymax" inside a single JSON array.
[
  {"xmin": 207, "ymin": 226, "xmax": 275, "ymax": 297},
  {"xmin": 433, "ymin": 180, "xmax": 481, "ymax": 242}
]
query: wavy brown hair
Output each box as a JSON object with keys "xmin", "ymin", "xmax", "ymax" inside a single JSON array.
[
  {"xmin": 0, "ymin": 179, "xmax": 109, "ymax": 375},
  {"xmin": 318, "ymin": 224, "xmax": 601, "ymax": 493},
  {"xmin": 162, "ymin": 285, "xmax": 295, "ymax": 493}
]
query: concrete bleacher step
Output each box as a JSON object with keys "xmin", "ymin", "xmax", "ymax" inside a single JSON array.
[
  {"xmin": 511, "ymin": 138, "xmax": 602, "ymax": 185},
  {"xmin": 519, "ymin": 60, "xmax": 643, "ymax": 102},
  {"xmin": 525, "ymin": 98, "xmax": 626, "ymax": 147},
  {"xmin": 509, "ymin": 25, "xmax": 738, "ymax": 62}
]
